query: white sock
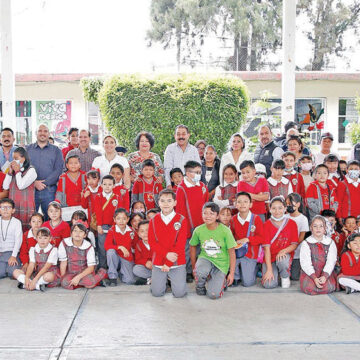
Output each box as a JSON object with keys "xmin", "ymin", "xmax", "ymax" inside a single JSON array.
[
  {"xmin": 35, "ymin": 276, "xmax": 49, "ymax": 290},
  {"xmin": 17, "ymin": 274, "xmax": 25, "ymax": 284},
  {"xmin": 339, "ymin": 278, "xmax": 360, "ymax": 292}
]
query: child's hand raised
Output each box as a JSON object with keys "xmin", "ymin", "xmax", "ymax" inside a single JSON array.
[
  {"xmin": 118, "ymin": 246, "xmax": 129, "ymax": 258},
  {"xmin": 84, "ymin": 190, "xmax": 91, "ymax": 198}
]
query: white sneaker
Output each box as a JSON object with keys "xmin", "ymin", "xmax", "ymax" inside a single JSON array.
[{"xmin": 281, "ymin": 277, "xmax": 291, "ymax": 288}]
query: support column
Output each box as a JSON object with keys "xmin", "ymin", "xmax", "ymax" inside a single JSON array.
[
  {"xmin": 1, "ymin": 0, "xmax": 16, "ymax": 132},
  {"xmin": 281, "ymin": 0, "xmax": 296, "ymax": 130}
]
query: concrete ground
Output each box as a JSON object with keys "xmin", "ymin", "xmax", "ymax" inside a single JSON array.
[{"xmin": 0, "ymin": 278, "xmax": 359, "ymax": 360}]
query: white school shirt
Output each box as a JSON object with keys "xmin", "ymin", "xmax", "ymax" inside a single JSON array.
[
  {"xmin": 300, "ymin": 235, "xmax": 337, "ymax": 277},
  {"xmin": 0, "ymin": 216, "xmax": 22, "ymax": 257},
  {"xmin": 345, "ymin": 175, "xmax": 360, "ymax": 188},
  {"xmin": 92, "ymin": 154, "xmax": 129, "ymax": 179},
  {"xmin": 3, "ymin": 167, "xmax": 37, "ymax": 190},
  {"xmin": 287, "ymin": 213, "xmax": 309, "ymax": 259},
  {"xmin": 213, "ymin": 181, "xmax": 239, "ymax": 209},
  {"xmin": 29, "ymin": 243, "xmax": 58, "ymax": 265},
  {"xmin": 237, "ymin": 211, "xmax": 252, "ymax": 226},
  {"xmin": 58, "ymin": 237, "xmax": 96, "ymax": 266}
]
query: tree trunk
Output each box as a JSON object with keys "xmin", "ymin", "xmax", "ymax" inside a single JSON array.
[{"xmin": 176, "ymin": 25, "xmax": 182, "ymax": 72}]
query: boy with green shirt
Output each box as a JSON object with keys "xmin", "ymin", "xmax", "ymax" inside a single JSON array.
[{"xmin": 190, "ymin": 202, "xmax": 236, "ymax": 299}]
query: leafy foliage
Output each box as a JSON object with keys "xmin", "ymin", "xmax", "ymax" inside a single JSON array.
[
  {"xmin": 90, "ymin": 74, "xmax": 249, "ymax": 157},
  {"xmin": 80, "ymin": 77, "xmax": 105, "ymax": 103}
]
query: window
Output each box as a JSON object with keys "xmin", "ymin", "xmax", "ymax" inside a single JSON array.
[
  {"xmin": 88, "ymin": 102, "xmax": 101, "ymax": 145},
  {"xmin": 338, "ymin": 98, "xmax": 359, "ymax": 144}
]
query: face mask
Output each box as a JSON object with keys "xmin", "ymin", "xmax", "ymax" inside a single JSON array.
[
  {"xmin": 14, "ymin": 160, "xmax": 21, "ymax": 165},
  {"xmin": 286, "ymin": 205, "xmax": 295, "ymax": 214},
  {"xmin": 348, "ymin": 170, "xmax": 360, "ymax": 180},
  {"xmin": 271, "ymin": 214, "xmax": 286, "ymax": 221},
  {"xmin": 193, "ymin": 174, "xmax": 201, "ymax": 183},
  {"xmin": 286, "ymin": 167, "xmax": 294, "ymax": 172},
  {"xmin": 301, "ymin": 163, "xmax": 312, "ymax": 171}
]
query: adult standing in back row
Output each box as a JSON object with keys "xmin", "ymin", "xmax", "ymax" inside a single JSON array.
[
  {"xmin": 254, "ymin": 125, "xmax": 284, "ymax": 178},
  {"xmin": 163, "ymin": 125, "xmax": 201, "ymax": 188},
  {"xmin": 26, "ymin": 124, "xmax": 64, "ymax": 220}
]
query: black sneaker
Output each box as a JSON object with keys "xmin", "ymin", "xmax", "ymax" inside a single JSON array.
[
  {"xmin": 39, "ymin": 284, "xmax": 46, "ymax": 292},
  {"xmin": 345, "ymin": 286, "xmax": 352, "ymax": 294},
  {"xmin": 99, "ymin": 280, "xmax": 107, "ymax": 287},
  {"xmin": 196, "ymin": 287, "xmax": 206, "ymax": 296},
  {"xmin": 108, "ymin": 279, "xmax": 117, "ymax": 287},
  {"xmin": 186, "ymin": 273, "xmax": 194, "ymax": 283},
  {"xmin": 135, "ymin": 277, "xmax": 147, "ymax": 286},
  {"xmin": 230, "ymin": 279, "xmax": 239, "ymax": 287},
  {"xmin": 17, "ymin": 282, "xmax": 24, "ymax": 289}
]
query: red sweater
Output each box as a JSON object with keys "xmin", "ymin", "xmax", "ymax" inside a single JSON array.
[
  {"xmin": 55, "ymin": 171, "xmax": 87, "ymax": 206},
  {"xmin": 94, "ymin": 193, "xmax": 122, "ymax": 226},
  {"xmin": 337, "ymin": 178, "xmax": 360, "ymax": 218},
  {"xmin": 230, "ymin": 213, "xmax": 265, "ymax": 260},
  {"xmin": 148, "ymin": 213, "xmax": 188, "ymax": 267},
  {"xmin": 43, "ymin": 220, "xmax": 71, "ymax": 247},
  {"xmin": 305, "ymin": 181, "xmax": 338, "ymax": 213},
  {"xmin": 175, "ymin": 180, "xmax": 209, "ymax": 237},
  {"xmin": 134, "ymin": 239, "xmax": 153, "ymax": 266},
  {"xmin": 132, "ymin": 175, "xmax": 163, "ymax": 210},
  {"xmin": 113, "ymin": 184, "xmax": 130, "ymax": 211},
  {"xmin": 284, "ymin": 172, "xmax": 305, "ymax": 199},
  {"xmin": 19, "ymin": 230, "xmax": 37, "ymax": 265},
  {"xmin": 104, "ymin": 225, "xmax": 137, "ymax": 261},
  {"xmin": 341, "ymin": 251, "xmax": 360, "ymax": 276},
  {"xmin": 237, "ymin": 177, "xmax": 269, "ymax": 215},
  {"xmin": 263, "ymin": 219, "xmax": 299, "ymax": 263},
  {"xmin": 81, "ymin": 185, "xmax": 102, "ymax": 220}
]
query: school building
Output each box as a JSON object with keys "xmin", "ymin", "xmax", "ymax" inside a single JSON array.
[{"xmin": 0, "ymin": 72, "xmax": 359, "ymax": 156}]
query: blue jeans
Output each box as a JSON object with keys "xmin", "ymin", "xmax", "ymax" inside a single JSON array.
[{"xmin": 35, "ymin": 187, "xmax": 56, "ymax": 221}]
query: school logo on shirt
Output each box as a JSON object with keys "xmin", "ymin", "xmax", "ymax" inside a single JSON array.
[
  {"xmin": 147, "ymin": 193, "xmax": 154, "ymax": 202},
  {"xmin": 174, "ymin": 222, "xmax": 181, "ymax": 230},
  {"xmin": 130, "ymin": 232, "xmax": 135, "ymax": 239},
  {"xmin": 292, "ymin": 178, "xmax": 298, "ymax": 186},
  {"xmin": 334, "ymin": 235, "xmax": 339, "ymax": 243},
  {"xmin": 203, "ymin": 238, "xmax": 221, "ymax": 258},
  {"xmin": 202, "ymin": 186, "xmax": 206, "ymax": 194},
  {"xmin": 251, "ymin": 225, "xmax": 256, "ymax": 233},
  {"xmin": 112, "ymin": 199, "xmax": 118, "ymax": 207},
  {"xmin": 120, "ymin": 189, "xmax": 127, "ymax": 196}
]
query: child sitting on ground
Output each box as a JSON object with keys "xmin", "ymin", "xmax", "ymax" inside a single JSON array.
[
  {"xmin": 190, "ymin": 202, "xmax": 236, "ymax": 299},
  {"xmin": 300, "ymin": 215, "xmax": 337, "ymax": 295},
  {"xmin": 59, "ymin": 223, "xmax": 107, "ymax": 290},
  {"xmin": 14, "ymin": 227, "xmax": 60, "ymax": 291},
  {"xmin": 105, "ymin": 208, "xmax": 137, "ymax": 286},
  {"xmin": 262, "ymin": 196, "xmax": 298, "ymax": 289},
  {"xmin": 133, "ymin": 220, "xmax": 153, "ymax": 285},
  {"xmin": 338, "ymin": 233, "xmax": 360, "ymax": 294}
]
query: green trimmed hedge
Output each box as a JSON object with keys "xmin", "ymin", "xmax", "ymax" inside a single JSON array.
[{"xmin": 81, "ymin": 74, "xmax": 249, "ymax": 157}]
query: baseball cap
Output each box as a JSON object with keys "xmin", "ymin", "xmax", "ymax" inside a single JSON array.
[
  {"xmin": 255, "ymin": 163, "xmax": 266, "ymax": 174},
  {"xmin": 115, "ymin": 146, "xmax": 127, "ymax": 153},
  {"xmin": 321, "ymin": 132, "xmax": 334, "ymax": 141}
]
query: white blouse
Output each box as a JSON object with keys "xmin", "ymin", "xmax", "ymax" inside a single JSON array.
[
  {"xmin": 3, "ymin": 167, "xmax": 37, "ymax": 190},
  {"xmin": 219, "ymin": 150, "xmax": 253, "ymax": 183},
  {"xmin": 92, "ymin": 154, "xmax": 129, "ymax": 179}
]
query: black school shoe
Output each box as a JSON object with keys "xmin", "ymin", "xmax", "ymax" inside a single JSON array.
[
  {"xmin": 99, "ymin": 280, "xmax": 107, "ymax": 287},
  {"xmin": 39, "ymin": 284, "xmax": 46, "ymax": 292},
  {"xmin": 345, "ymin": 286, "xmax": 353, "ymax": 294},
  {"xmin": 186, "ymin": 273, "xmax": 194, "ymax": 283},
  {"xmin": 230, "ymin": 279, "xmax": 240, "ymax": 287},
  {"xmin": 17, "ymin": 282, "xmax": 24, "ymax": 289},
  {"xmin": 108, "ymin": 279, "xmax": 118, "ymax": 287},
  {"xmin": 196, "ymin": 287, "xmax": 206, "ymax": 296},
  {"xmin": 135, "ymin": 277, "xmax": 147, "ymax": 286}
]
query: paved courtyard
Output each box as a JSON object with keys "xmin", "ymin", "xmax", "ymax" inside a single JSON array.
[{"xmin": 0, "ymin": 278, "xmax": 359, "ymax": 360}]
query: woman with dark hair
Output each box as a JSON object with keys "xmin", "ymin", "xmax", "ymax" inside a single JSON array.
[
  {"xmin": 3, "ymin": 146, "xmax": 37, "ymax": 230},
  {"xmin": 287, "ymin": 135, "xmax": 310, "ymax": 163},
  {"xmin": 127, "ymin": 131, "xmax": 164, "ymax": 184},
  {"xmin": 219, "ymin": 133, "xmax": 252, "ymax": 183},
  {"xmin": 200, "ymin": 145, "xmax": 220, "ymax": 199}
]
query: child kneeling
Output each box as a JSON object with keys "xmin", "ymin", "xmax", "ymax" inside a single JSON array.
[
  {"xmin": 59, "ymin": 223, "xmax": 107, "ymax": 290},
  {"xmin": 300, "ymin": 215, "xmax": 337, "ymax": 295},
  {"xmin": 14, "ymin": 227, "xmax": 60, "ymax": 291},
  {"xmin": 190, "ymin": 202, "xmax": 236, "ymax": 299}
]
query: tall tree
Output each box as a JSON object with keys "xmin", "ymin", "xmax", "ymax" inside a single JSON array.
[{"xmin": 298, "ymin": 0, "xmax": 360, "ymax": 70}]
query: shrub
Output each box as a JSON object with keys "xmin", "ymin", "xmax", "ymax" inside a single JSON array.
[{"xmin": 82, "ymin": 74, "xmax": 249, "ymax": 157}]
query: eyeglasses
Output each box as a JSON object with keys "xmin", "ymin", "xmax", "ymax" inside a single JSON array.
[{"xmin": 0, "ymin": 206, "xmax": 12, "ymax": 210}]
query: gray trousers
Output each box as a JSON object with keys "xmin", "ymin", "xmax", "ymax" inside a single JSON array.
[
  {"xmin": 290, "ymin": 259, "xmax": 300, "ymax": 281},
  {"xmin": 106, "ymin": 249, "xmax": 135, "ymax": 284},
  {"xmin": 261, "ymin": 254, "xmax": 291, "ymax": 289},
  {"xmin": 98, "ymin": 225, "xmax": 111, "ymax": 269},
  {"xmin": 0, "ymin": 251, "xmax": 20, "ymax": 279},
  {"xmin": 235, "ymin": 256, "xmax": 258, "ymax": 287},
  {"xmin": 151, "ymin": 265, "xmax": 187, "ymax": 298},
  {"xmin": 195, "ymin": 257, "xmax": 227, "ymax": 299},
  {"xmin": 185, "ymin": 240, "xmax": 200, "ymax": 274},
  {"xmin": 133, "ymin": 264, "xmax": 152, "ymax": 279}
]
